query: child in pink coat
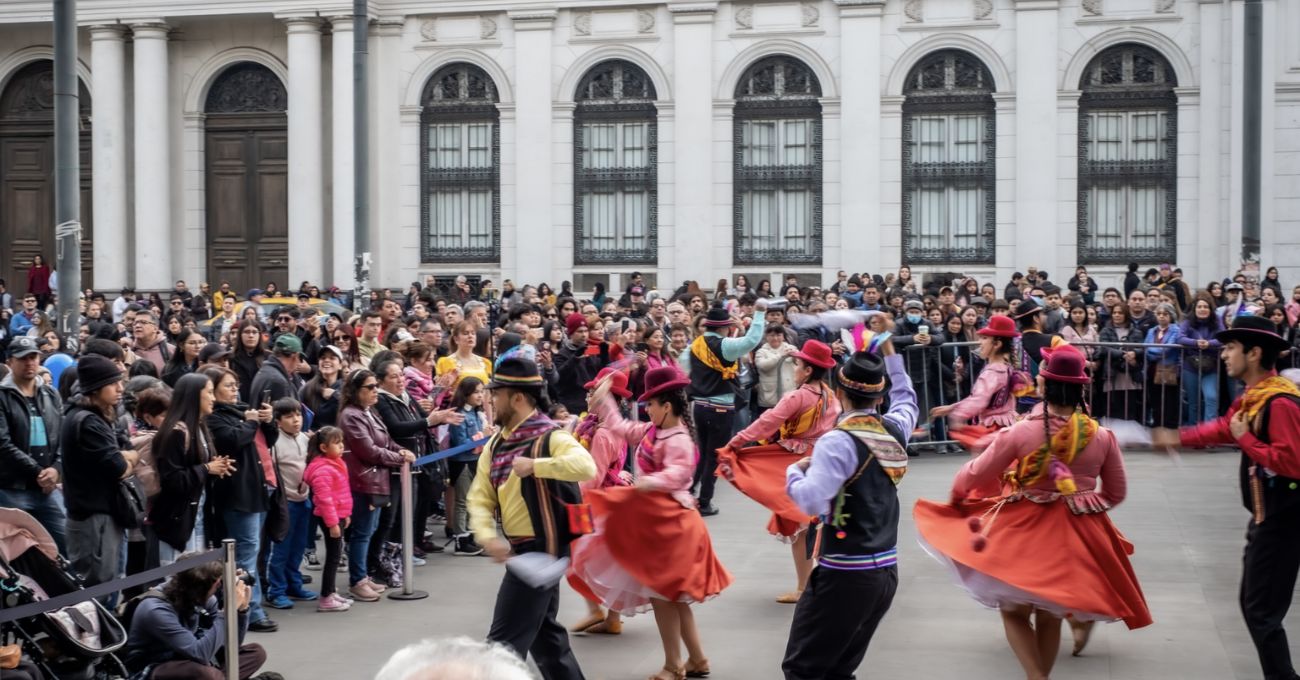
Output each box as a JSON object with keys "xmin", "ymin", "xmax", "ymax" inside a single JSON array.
[{"xmin": 304, "ymin": 426, "xmax": 353, "ymax": 612}]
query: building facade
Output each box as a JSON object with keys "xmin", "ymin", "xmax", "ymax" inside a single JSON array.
[{"xmin": 0, "ymin": 0, "xmax": 1297, "ymax": 295}]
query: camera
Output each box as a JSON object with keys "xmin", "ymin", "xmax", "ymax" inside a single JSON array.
[{"xmin": 237, "ymin": 571, "xmax": 256, "ymax": 587}]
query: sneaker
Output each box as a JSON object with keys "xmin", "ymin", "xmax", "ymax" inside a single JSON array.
[
  {"xmin": 337, "ymin": 553, "xmax": 348, "ymax": 572},
  {"xmin": 317, "ymin": 593, "xmax": 352, "ymax": 612},
  {"xmin": 698, "ymin": 503, "xmax": 720, "ymax": 517},
  {"xmin": 418, "ymin": 539, "xmax": 445, "ymax": 554},
  {"xmin": 362, "ymin": 576, "xmax": 388, "ymax": 594},
  {"xmin": 454, "ymin": 536, "xmax": 485, "ymax": 557},
  {"xmin": 248, "ymin": 618, "xmax": 279, "ymax": 633},
  {"xmin": 304, "ymin": 551, "xmax": 321, "ymax": 571},
  {"xmin": 411, "ymin": 556, "xmax": 427, "ymax": 567},
  {"xmin": 287, "ymin": 589, "xmax": 319, "ymax": 601},
  {"xmin": 348, "ymin": 581, "xmax": 381, "ymax": 602},
  {"xmin": 300, "ymin": 573, "xmax": 313, "ymax": 585},
  {"xmin": 264, "ymin": 595, "xmax": 294, "ymax": 610}
]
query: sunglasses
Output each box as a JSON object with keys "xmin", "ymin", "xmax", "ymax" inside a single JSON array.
[{"xmin": 361, "ymin": 383, "xmax": 379, "ymax": 391}]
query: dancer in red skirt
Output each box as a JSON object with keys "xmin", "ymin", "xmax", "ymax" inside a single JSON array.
[
  {"xmin": 931, "ymin": 314, "xmax": 1022, "ymax": 440},
  {"xmin": 718, "ymin": 339, "xmax": 840, "ymax": 604},
  {"xmin": 569, "ymin": 367, "xmax": 633, "ymax": 635},
  {"xmin": 914, "ymin": 344, "xmax": 1151, "ymax": 680},
  {"xmin": 570, "ymin": 365, "xmax": 732, "ymax": 680}
]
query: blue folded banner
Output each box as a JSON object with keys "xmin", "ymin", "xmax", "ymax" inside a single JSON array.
[{"xmin": 412, "ymin": 439, "xmax": 483, "ymax": 467}]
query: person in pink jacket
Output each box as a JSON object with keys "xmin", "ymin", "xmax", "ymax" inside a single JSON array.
[
  {"xmin": 303, "ymin": 426, "xmax": 354, "ymax": 613},
  {"xmin": 569, "ymin": 367, "xmax": 634, "ymax": 635},
  {"xmin": 719, "ymin": 339, "xmax": 841, "ymax": 604}
]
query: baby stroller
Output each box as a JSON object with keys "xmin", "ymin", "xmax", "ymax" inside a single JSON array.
[{"xmin": 0, "ymin": 508, "xmax": 127, "ymax": 679}]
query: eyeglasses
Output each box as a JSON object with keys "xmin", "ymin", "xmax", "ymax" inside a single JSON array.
[{"xmin": 545, "ymin": 313, "xmax": 558, "ymax": 318}]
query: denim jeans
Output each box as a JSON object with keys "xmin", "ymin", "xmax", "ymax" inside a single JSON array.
[
  {"xmin": 1182, "ymin": 369, "xmax": 1219, "ymax": 426},
  {"xmin": 222, "ymin": 509, "xmax": 268, "ymax": 623},
  {"xmin": 0, "ymin": 487, "xmax": 66, "ymax": 555},
  {"xmin": 346, "ymin": 493, "xmax": 383, "ymax": 587},
  {"xmin": 266, "ymin": 499, "xmax": 313, "ymax": 599}
]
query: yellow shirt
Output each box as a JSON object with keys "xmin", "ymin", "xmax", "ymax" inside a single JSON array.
[
  {"xmin": 436, "ymin": 353, "xmax": 492, "ymax": 388},
  {"xmin": 467, "ymin": 416, "xmax": 596, "ymax": 544}
]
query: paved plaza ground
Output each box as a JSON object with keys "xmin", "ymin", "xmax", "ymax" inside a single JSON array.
[{"xmin": 255, "ymin": 448, "xmax": 1295, "ymax": 679}]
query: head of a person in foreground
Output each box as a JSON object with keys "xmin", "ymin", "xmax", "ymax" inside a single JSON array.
[{"xmin": 374, "ymin": 637, "xmax": 537, "ymax": 680}]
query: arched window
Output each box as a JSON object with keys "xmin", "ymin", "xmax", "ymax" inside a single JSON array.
[
  {"xmin": 733, "ymin": 56, "xmax": 822, "ymax": 264},
  {"xmin": 573, "ymin": 59, "xmax": 658, "ymax": 264},
  {"xmin": 902, "ymin": 50, "xmax": 996, "ymax": 264},
  {"xmin": 1077, "ymin": 44, "xmax": 1177, "ymax": 264},
  {"xmin": 420, "ymin": 63, "xmax": 500, "ymax": 263}
]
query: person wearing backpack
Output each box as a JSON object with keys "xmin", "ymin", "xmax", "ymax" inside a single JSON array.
[{"xmin": 1166, "ymin": 315, "xmax": 1300, "ymax": 680}]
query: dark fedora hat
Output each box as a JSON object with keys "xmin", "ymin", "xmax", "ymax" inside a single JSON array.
[
  {"xmin": 487, "ymin": 356, "xmax": 546, "ymax": 392},
  {"xmin": 836, "ymin": 350, "xmax": 887, "ymax": 398},
  {"xmin": 1216, "ymin": 314, "xmax": 1289, "ymax": 353}
]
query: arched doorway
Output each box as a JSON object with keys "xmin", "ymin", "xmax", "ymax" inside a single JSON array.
[
  {"xmin": 204, "ymin": 62, "xmax": 287, "ymax": 293},
  {"xmin": 0, "ymin": 60, "xmax": 93, "ymax": 290}
]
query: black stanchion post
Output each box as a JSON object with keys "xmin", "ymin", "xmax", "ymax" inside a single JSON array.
[
  {"xmin": 389, "ymin": 461, "xmax": 428, "ymax": 600},
  {"xmin": 223, "ymin": 539, "xmax": 238, "ymax": 680}
]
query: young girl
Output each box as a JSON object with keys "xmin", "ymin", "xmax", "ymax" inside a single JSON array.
[
  {"xmin": 304, "ymin": 426, "xmax": 353, "ymax": 612},
  {"xmin": 445, "ymin": 377, "xmax": 491, "ymax": 556}
]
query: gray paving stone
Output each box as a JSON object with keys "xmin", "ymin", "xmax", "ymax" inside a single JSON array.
[{"xmin": 253, "ymin": 449, "xmax": 1298, "ymax": 679}]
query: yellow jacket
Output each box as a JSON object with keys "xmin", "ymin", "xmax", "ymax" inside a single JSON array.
[{"xmin": 468, "ymin": 414, "xmax": 596, "ymax": 544}]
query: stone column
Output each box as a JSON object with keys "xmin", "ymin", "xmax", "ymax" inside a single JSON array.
[
  {"xmin": 1197, "ymin": 0, "xmax": 1224, "ymax": 284},
  {"xmin": 285, "ymin": 17, "xmax": 324, "ymax": 286},
  {"xmin": 509, "ymin": 9, "xmax": 557, "ymax": 285},
  {"xmin": 89, "ymin": 25, "xmax": 128, "ymax": 290},
  {"xmin": 1012, "ymin": 0, "xmax": 1060, "ymax": 273},
  {"xmin": 668, "ymin": 2, "xmax": 717, "ymax": 286},
  {"xmin": 131, "ymin": 21, "xmax": 171, "ymax": 289},
  {"xmin": 329, "ymin": 16, "xmax": 355, "ymax": 286},
  {"xmin": 835, "ymin": 0, "xmax": 885, "ymax": 274},
  {"xmin": 371, "ymin": 20, "xmax": 403, "ymax": 284}
]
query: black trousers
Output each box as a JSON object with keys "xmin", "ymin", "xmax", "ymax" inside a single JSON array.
[
  {"xmin": 783, "ymin": 566, "xmax": 898, "ymax": 680},
  {"xmin": 691, "ymin": 402, "xmax": 734, "ymax": 506},
  {"xmin": 1241, "ymin": 514, "xmax": 1300, "ymax": 680},
  {"xmin": 488, "ymin": 568, "xmax": 586, "ymax": 680}
]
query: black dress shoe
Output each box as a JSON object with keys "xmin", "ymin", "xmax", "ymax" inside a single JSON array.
[
  {"xmin": 249, "ymin": 618, "xmax": 279, "ymax": 633},
  {"xmin": 698, "ymin": 503, "xmax": 719, "ymax": 517}
]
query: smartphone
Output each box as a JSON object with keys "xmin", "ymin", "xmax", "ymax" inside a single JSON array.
[
  {"xmin": 261, "ymin": 389, "xmax": 272, "ymax": 406},
  {"xmin": 542, "ymin": 341, "xmax": 551, "ymax": 352}
]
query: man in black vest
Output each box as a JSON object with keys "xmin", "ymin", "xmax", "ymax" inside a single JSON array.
[
  {"xmin": 679, "ymin": 300, "xmax": 767, "ymax": 515},
  {"xmin": 467, "ymin": 357, "xmax": 596, "ymax": 680},
  {"xmin": 782, "ymin": 326, "xmax": 918, "ymax": 680},
  {"xmin": 1170, "ymin": 315, "xmax": 1300, "ymax": 680}
]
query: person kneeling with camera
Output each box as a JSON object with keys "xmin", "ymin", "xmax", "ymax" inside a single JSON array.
[{"xmin": 122, "ymin": 559, "xmax": 280, "ymax": 680}]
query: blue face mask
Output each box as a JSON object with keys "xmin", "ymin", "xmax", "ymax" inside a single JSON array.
[{"xmin": 906, "ymin": 313, "xmax": 923, "ymax": 324}]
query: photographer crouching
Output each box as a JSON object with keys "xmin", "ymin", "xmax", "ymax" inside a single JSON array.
[{"xmin": 122, "ymin": 558, "xmax": 281, "ymax": 680}]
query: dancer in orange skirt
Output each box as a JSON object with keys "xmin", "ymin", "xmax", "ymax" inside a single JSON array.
[
  {"xmin": 568, "ymin": 367, "xmax": 633, "ymax": 635},
  {"xmin": 914, "ymin": 344, "xmax": 1151, "ymax": 680},
  {"xmin": 717, "ymin": 339, "xmax": 840, "ymax": 604},
  {"xmin": 569, "ymin": 365, "xmax": 732, "ymax": 680}
]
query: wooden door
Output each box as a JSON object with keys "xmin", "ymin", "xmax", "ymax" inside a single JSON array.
[
  {"xmin": 0, "ymin": 60, "xmax": 94, "ymax": 291},
  {"xmin": 203, "ymin": 62, "xmax": 288, "ymax": 293}
]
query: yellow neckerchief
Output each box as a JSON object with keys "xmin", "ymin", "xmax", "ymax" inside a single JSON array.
[
  {"xmin": 1013, "ymin": 410, "xmax": 1096, "ymax": 490},
  {"xmin": 1239, "ymin": 375, "xmax": 1300, "ymax": 426},
  {"xmin": 690, "ymin": 335, "xmax": 738, "ymax": 380},
  {"xmin": 779, "ymin": 382, "xmax": 832, "ymax": 440}
]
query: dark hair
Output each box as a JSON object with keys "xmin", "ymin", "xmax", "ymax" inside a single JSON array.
[
  {"xmin": 273, "ymin": 397, "xmax": 301, "ymax": 420},
  {"xmin": 307, "ymin": 426, "xmax": 344, "ymax": 464},
  {"xmin": 451, "ymin": 376, "xmax": 485, "ymax": 410},
  {"xmin": 165, "ymin": 330, "xmax": 205, "ymax": 373},
  {"xmin": 84, "ymin": 337, "xmax": 126, "ymax": 362},
  {"xmin": 134, "ymin": 386, "xmax": 172, "ymax": 420},
  {"xmin": 234, "ymin": 319, "xmax": 267, "ymax": 359},
  {"xmin": 161, "ymin": 559, "xmax": 226, "ymax": 616},
  {"xmin": 341, "ymin": 369, "xmax": 376, "ymax": 410},
  {"xmin": 129, "ymin": 360, "xmax": 160, "ymax": 379},
  {"xmin": 156, "ymin": 373, "xmax": 215, "ymax": 468},
  {"xmin": 648, "ymin": 387, "xmax": 698, "ymax": 452},
  {"xmin": 1043, "ymin": 380, "xmax": 1087, "ymax": 410}
]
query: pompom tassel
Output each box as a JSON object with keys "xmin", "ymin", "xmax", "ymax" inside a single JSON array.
[
  {"xmin": 967, "ymin": 516, "xmax": 982, "ymax": 533},
  {"xmin": 970, "ymin": 535, "xmax": 988, "ymax": 552},
  {"xmin": 1049, "ymin": 459, "xmax": 1077, "ymax": 495}
]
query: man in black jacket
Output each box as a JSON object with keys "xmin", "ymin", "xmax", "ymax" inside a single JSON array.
[
  {"xmin": 554, "ymin": 314, "xmax": 605, "ymax": 415},
  {"xmin": 0, "ymin": 337, "xmax": 66, "ymax": 552},
  {"xmin": 249, "ymin": 335, "xmax": 303, "ymax": 408},
  {"xmin": 62, "ymin": 355, "xmax": 139, "ymax": 593}
]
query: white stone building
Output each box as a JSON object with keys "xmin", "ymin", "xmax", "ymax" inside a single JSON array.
[{"xmin": 0, "ymin": 0, "xmax": 1297, "ymax": 296}]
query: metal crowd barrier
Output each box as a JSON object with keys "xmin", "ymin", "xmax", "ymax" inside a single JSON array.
[{"xmin": 898, "ymin": 337, "xmax": 1235, "ymax": 454}]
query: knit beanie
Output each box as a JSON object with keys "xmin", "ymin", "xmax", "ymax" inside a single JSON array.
[
  {"xmin": 77, "ymin": 354, "xmax": 122, "ymax": 395},
  {"xmin": 565, "ymin": 312, "xmax": 588, "ymax": 336}
]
